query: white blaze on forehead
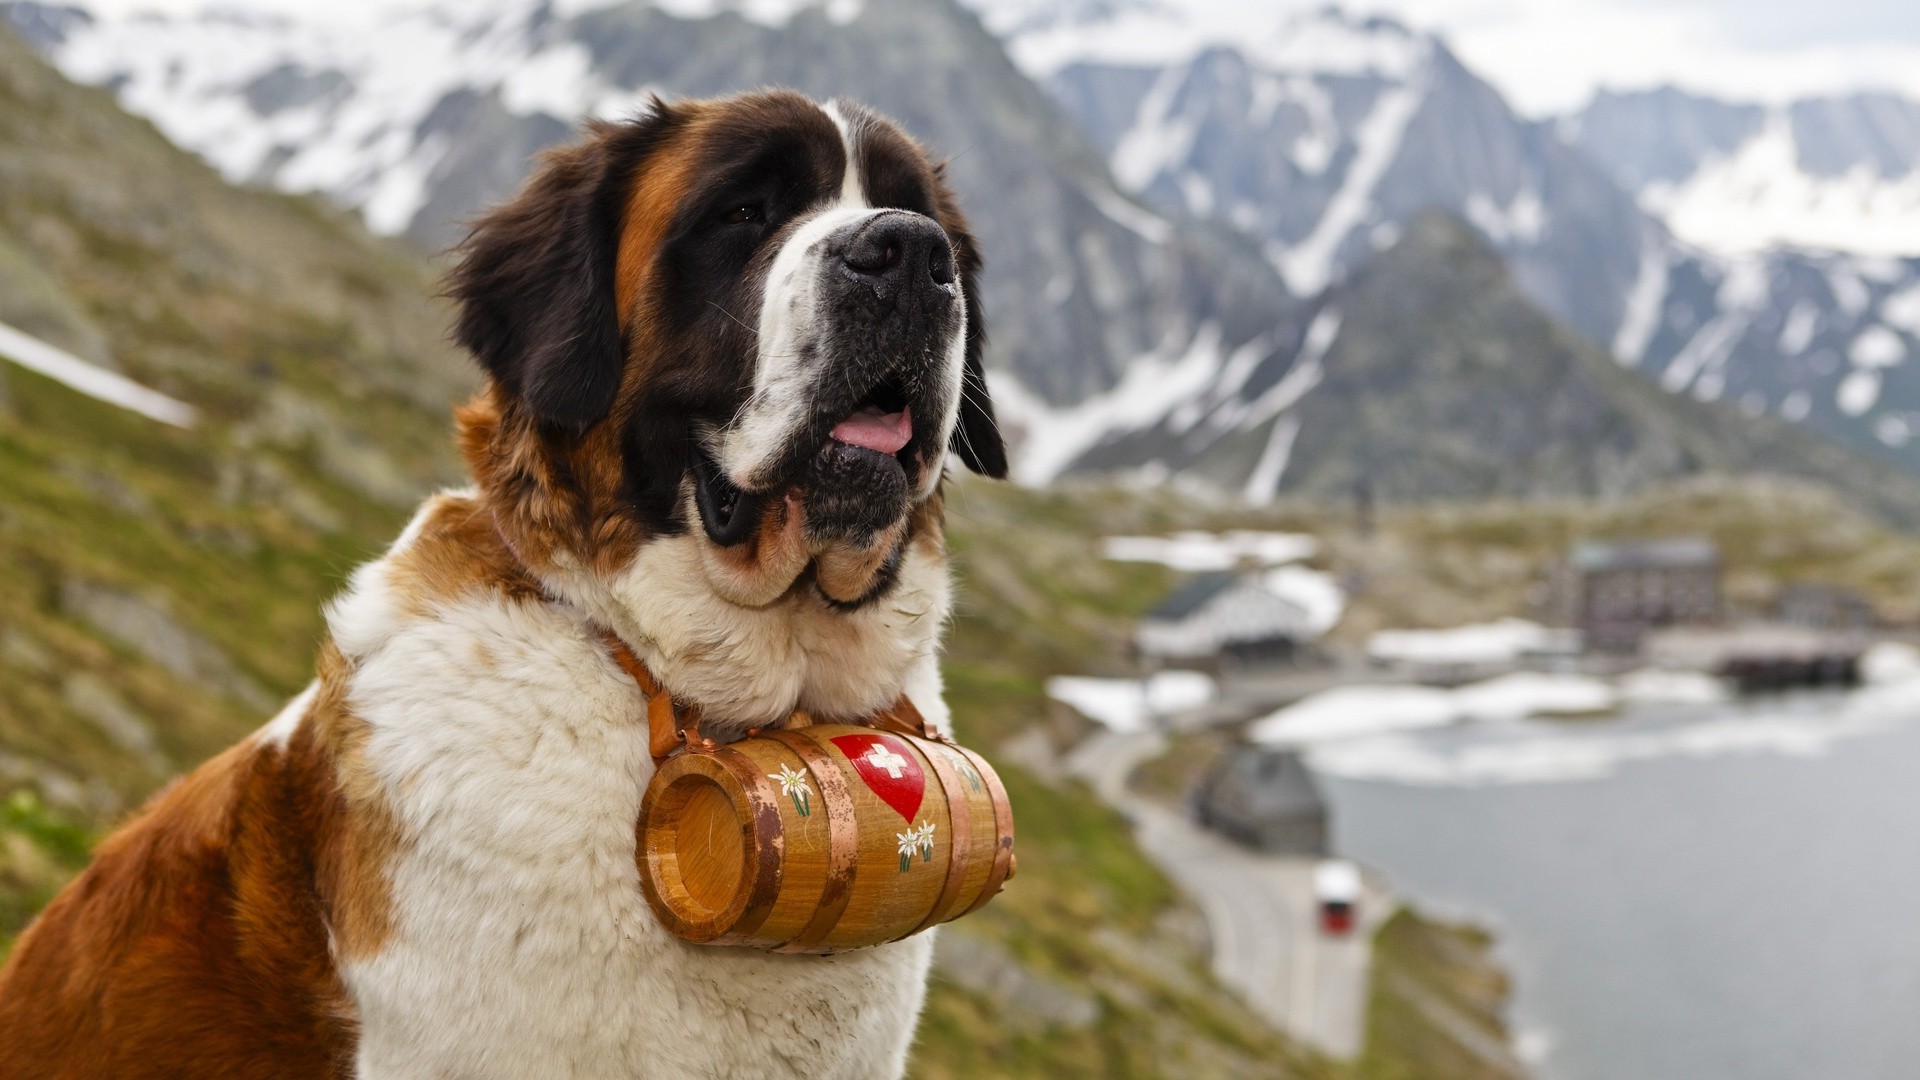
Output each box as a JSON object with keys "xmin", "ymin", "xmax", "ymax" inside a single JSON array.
[{"xmin": 822, "ymin": 100, "xmax": 869, "ymax": 210}]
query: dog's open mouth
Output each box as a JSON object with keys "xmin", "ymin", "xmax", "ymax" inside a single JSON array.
[
  {"xmin": 828, "ymin": 378, "xmax": 912, "ymax": 456},
  {"xmin": 696, "ymin": 375, "xmax": 917, "ymax": 547}
]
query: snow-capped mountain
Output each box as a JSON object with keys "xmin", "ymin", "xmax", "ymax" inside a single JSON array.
[
  {"xmin": 1567, "ymin": 88, "xmax": 1920, "ymax": 471},
  {"xmin": 1073, "ymin": 213, "xmax": 1920, "ymax": 527},
  {"xmin": 969, "ymin": 3, "xmax": 1920, "ymax": 480},
  {"xmin": 11, "ymin": 0, "xmax": 1920, "ymax": 501},
  {"xmin": 1566, "ymin": 88, "xmax": 1920, "ymax": 259},
  {"xmin": 3, "ymin": 0, "xmax": 1303, "ymax": 480}
]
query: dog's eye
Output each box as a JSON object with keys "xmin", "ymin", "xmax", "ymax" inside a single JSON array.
[{"xmin": 721, "ymin": 203, "xmax": 764, "ymax": 226}]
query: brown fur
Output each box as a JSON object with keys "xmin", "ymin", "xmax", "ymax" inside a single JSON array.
[{"xmin": 0, "ymin": 699, "xmax": 355, "ymax": 1077}]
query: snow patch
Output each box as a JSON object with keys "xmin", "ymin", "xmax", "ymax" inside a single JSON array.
[
  {"xmin": 1111, "ymin": 64, "xmax": 1198, "ymax": 192},
  {"xmin": 1242, "ymin": 415, "xmax": 1301, "ymax": 504},
  {"xmin": 1837, "ymin": 368, "xmax": 1882, "ymax": 416},
  {"xmin": 1884, "ymin": 284, "xmax": 1920, "ymax": 336},
  {"xmin": 1306, "ymin": 685, "xmax": 1913, "ymax": 787},
  {"xmin": 1862, "ymin": 641, "xmax": 1920, "ymax": 684},
  {"xmin": 1368, "ymin": 618, "xmax": 1560, "ymax": 667},
  {"xmin": 1250, "ymin": 672, "xmax": 1614, "ymax": 748},
  {"xmin": 992, "ymin": 323, "xmax": 1224, "ymax": 484},
  {"xmin": 1780, "ymin": 389, "xmax": 1813, "ymax": 421},
  {"xmin": 0, "ymin": 321, "xmax": 196, "ymax": 427},
  {"xmin": 1850, "ymin": 325, "xmax": 1907, "ymax": 369},
  {"xmin": 1660, "ymin": 310, "xmax": 1751, "ymax": 395},
  {"xmin": 1643, "ymin": 110, "xmax": 1920, "ymax": 258},
  {"xmin": 1618, "ymin": 669, "xmax": 1729, "ymax": 706},
  {"xmin": 1046, "ymin": 671, "xmax": 1216, "ymax": 733},
  {"xmin": 1275, "ymin": 69, "xmax": 1429, "ymax": 295},
  {"xmin": 975, "ymin": 3, "xmax": 1426, "ymax": 82},
  {"xmin": 1261, "ymin": 564, "xmax": 1345, "ymax": 635},
  {"xmin": 1083, "ymin": 182, "xmax": 1175, "ymax": 244},
  {"xmin": 1612, "ymin": 231, "xmax": 1669, "ymax": 364},
  {"xmin": 1464, "ymin": 187, "xmax": 1544, "ymax": 247},
  {"xmin": 1777, "ymin": 301, "xmax": 1820, "ymax": 355},
  {"xmin": 1101, "ymin": 530, "xmax": 1317, "ymax": 571}
]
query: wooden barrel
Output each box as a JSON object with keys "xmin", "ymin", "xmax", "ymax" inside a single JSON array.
[{"xmin": 637, "ymin": 724, "xmax": 1015, "ymax": 953}]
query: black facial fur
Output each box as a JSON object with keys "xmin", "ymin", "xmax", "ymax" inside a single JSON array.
[
  {"xmin": 852, "ymin": 107, "xmax": 1007, "ymax": 479},
  {"xmin": 448, "ymin": 110, "xmax": 680, "ymax": 433},
  {"xmin": 804, "ymin": 443, "xmax": 912, "ymax": 542}
]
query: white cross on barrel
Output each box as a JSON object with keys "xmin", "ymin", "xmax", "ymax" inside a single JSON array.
[{"xmin": 862, "ymin": 744, "xmax": 909, "ymax": 779}]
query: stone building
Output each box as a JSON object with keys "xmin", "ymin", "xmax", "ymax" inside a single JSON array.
[
  {"xmin": 1192, "ymin": 747, "xmax": 1328, "ymax": 856},
  {"xmin": 1775, "ymin": 582, "xmax": 1876, "ymax": 631},
  {"xmin": 1550, "ymin": 538, "xmax": 1721, "ymax": 651}
]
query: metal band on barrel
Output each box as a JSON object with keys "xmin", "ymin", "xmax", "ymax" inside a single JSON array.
[
  {"xmin": 906, "ymin": 741, "xmax": 974, "ymax": 937},
  {"xmin": 952, "ymin": 744, "xmax": 1014, "ymax": 918},
  {"xmin": 765, "ymin": 730, "xmax": 860, "ymax": 951}
]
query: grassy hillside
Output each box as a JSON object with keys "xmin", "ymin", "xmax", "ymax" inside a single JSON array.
[
  {"xmin": 0, "ymin": 22, "xmax": 471, "ymax": 929},
  {"xmin": 1244, "ymin": 478, "xmax": 1920, "ymax": 638}
]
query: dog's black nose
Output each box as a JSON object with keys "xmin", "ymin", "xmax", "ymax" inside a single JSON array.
[{"xmin": 841, "ymin": 213, "xmax": 955, "ymax": 301}]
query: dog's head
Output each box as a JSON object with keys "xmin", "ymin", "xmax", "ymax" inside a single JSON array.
[{"xmin": 450, "ymin": 91, "xmax": 1004, "ymax": 613}]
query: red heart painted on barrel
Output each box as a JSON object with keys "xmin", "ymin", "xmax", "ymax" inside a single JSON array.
[{"xmin": 831, "ymin": 733, "xmax": 924, "ymax": 822}]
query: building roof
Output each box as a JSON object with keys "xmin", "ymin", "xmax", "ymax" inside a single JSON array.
[
  {"xmin": 1197, "ymin": 747, "xmax": 1326, "ymax": 824},
  {"xmin": 1139, "ymin": 572, "xmax": 1316, "ymax": 658},
  {"xmin": 1147, "ymin": 572, "xmax": 1239, "ymax": 620},
  {"xmin": 1570, "ymin": 537, "xmax": 1719, "ymax": 572}
]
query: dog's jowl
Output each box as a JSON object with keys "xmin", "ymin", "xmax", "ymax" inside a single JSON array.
[{"xmin": 0, "ymin": 90, "xmax": 1006, "ymax": 1080}]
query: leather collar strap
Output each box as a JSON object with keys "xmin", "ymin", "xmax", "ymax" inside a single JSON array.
[{"xmin": 599, "ymin": 631, "xmax": 941, "ymax": 765}]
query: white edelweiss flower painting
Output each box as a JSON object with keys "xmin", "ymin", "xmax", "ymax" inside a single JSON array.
[{"xmin": 770, "ymin": 763, "xmax": 812, "ymax": 817}]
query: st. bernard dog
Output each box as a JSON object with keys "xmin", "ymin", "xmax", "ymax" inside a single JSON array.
[{"xmin": 0, "ymin": 90, "xmax": 1007, "ymax": 1079}]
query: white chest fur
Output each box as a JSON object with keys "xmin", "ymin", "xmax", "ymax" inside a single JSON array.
[
  {"xmin": 557, "ymin": 530, "xmax": 954, "ymax": 737},
  {"xmin": 329, "ymin": 551, "xmax": 936, "ymax": 1079}
]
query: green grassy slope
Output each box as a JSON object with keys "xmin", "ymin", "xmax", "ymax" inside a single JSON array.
[{"xmin": 0, "ymin": 24, "xmax": 473, "ymax": 932}]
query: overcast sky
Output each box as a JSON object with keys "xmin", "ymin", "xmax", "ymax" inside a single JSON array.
[
  {"xmin": 71, "ymin": 0, "xmax": 1920, "ymax": 116},
  {"xmin": 1402, "ymin": 0, "xmax": 1920, "ymax": 114}
]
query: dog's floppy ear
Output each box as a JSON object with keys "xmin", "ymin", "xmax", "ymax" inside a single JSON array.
[
  {"xmin": 449, "ymin": 108, "xmax": 680, "ymax": 432},
  {"xmin": 933, "ymin": 169, "xmax": 1008, "ymax": 479}
]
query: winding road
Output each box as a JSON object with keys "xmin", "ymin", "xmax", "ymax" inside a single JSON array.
[{"xmin": 1065, "ymin": 730, "xmax": 1378, "ymax": 1059}]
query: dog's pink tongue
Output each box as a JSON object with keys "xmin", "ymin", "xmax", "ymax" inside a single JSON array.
[{"xmin": 830, "ymin": 405, "xmax": 912, "ymax": 454}]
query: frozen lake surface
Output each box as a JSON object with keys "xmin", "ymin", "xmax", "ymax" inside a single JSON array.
[{"xmin": 1319, "ymin": 689, "xmax": 1920, "ymax": 1080}]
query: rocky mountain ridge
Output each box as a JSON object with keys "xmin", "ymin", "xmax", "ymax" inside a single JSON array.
[
  {"xmin": 996, "ymin": 4, "xmax": 1920, "ymax": 479},
  {"xmin": 1565, "ymin": 87, "xmax": 1920, "ymax": 259},
  {"xmin": 1072, "ymin": 214, "xmax": 1920, "ymax": 527},
  {"xmin": 14, "ymin": 0, "xmax": 1920, "ymax": 498},
  {"xmin": 4, "ymin": 0, "xmax": 1302, "ymax": 434}
]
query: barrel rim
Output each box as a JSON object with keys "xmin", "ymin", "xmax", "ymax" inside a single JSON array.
[{"xmin": 637, "ymin": 750, "xmax": 783, "ymax": 943}]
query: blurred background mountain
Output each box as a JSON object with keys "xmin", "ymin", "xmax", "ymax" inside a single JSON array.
[
  {"xmin": 12, "ymin": 0, "xmax": 1920, "ymax": 492},
  {"xmin": 6, "ymin": 1, "xmax": 1920, "ymax": 1078}
]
